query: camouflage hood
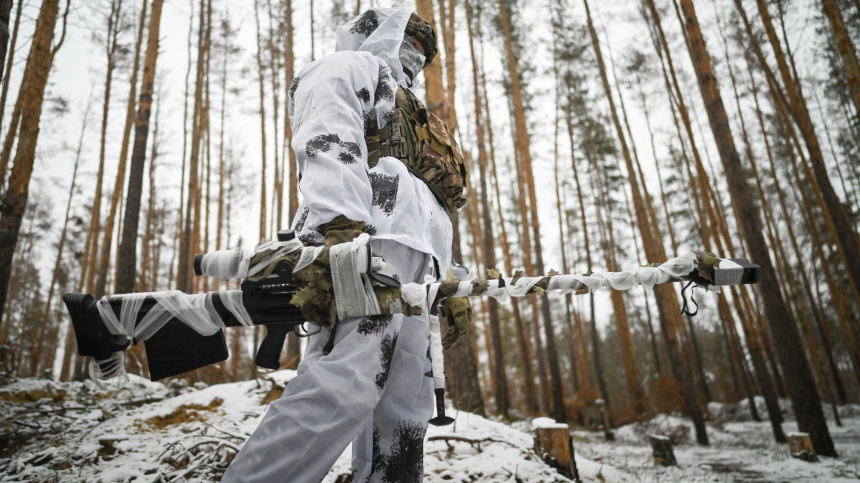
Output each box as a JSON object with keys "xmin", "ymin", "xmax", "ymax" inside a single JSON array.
[{"xmin": 335, "ymin": 8, "xmax": 415, "ymax": 88}]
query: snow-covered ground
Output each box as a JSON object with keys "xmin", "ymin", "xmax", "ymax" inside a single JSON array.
[
  {"xmin": 1, "ymin": 373, "xmax": 858, "ymax": 482},
  {"xmin": 574, "ymin": 402, "xmax": 860, "ymax": 482}
]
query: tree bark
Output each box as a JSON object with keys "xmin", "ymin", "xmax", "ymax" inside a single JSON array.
[
  {"xmin": 284, "ymin": 0, "xmax": 298, "ymax": 225},
  {"xmin": 254, "ymin": 0, "xmax": 267, "ymax": 243},
  {"xmin": 744, "ymin": 0, "xmax": 860, "ymax": 308},
  {"xmin": 265, "ymin": 0, "xmax": 281, "ymax": 234},
  {"xmin": 585, "ymin": 0, "xmax": 703, "ymax": 437},
  {"xmin": 95, "ymin": 0, "xmax": 147, "ymax": 299},
  {"xmin": 821, "ymin": 0, "xmax": 860, "ymax": 124},
  {"xmin": 458, "ymin": 0, "xmax": 494, "ymax": 417},
  {"xmin": 284, "ymin": 0, "xmax": 299, "ymax": 277},
  {"xmin": 33, "ymin": 94, "xmax": 91, "ymax": 377},
  {"xmin": 499, "ymin": 0, "xmax": 565, "ymax": 423},
  {"xmin": 140, "ymin": 93, "xmax": 160, "ymax": 293},
  {"xmin": 0, "ymin": 0, "xmax": 62, "ymax": 321},
  {"xmin": 0, "ymin": 0, "xmax": 13, "ymax": 88},
  {"xmin": 477, "ymin": 27, "xmax": 537, "ymax": 412},
  {"xmin": 84, "ymin": 0, "xmax": 125, "ymax": 296},
  {"xmin": 437, "ymin": 0, "xmax": 457, "ymax": 132},
  {"xmin": 178, "ymin": 0, "xmax": 208, "ymax": 293},
  {"xmin": 565, "ymin": 90, "xmax": 611, "ymax": 419},
  {"xmin": 115, "ymin": 0, "xmax": 163, "ymax": 294},
  {"xmin": 0, "ymin": 0, "xmax": 21, "ymax": 138},
  {"xmin": 680, "ymin": 0, "xmax": 835, "ymax": 456},
  {"xmin": 416, "ymin": 0, "xmax": 447, "ymax": 121},
  {"xmin": 550, "ymin": 16, "xmax": 582, "ymax": 400}
]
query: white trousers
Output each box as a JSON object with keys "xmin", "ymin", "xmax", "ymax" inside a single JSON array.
[{"xmin": 222, "ymin": 241, "xmax": 435, "ymax": 483}]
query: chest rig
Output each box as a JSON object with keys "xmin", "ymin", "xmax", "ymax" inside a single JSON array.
[{"xmin": 365, "ymin": 87, "xmax": 467, "ymax": 213}]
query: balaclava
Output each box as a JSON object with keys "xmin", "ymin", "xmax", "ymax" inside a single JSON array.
[{"xmin": 335, "ymin": 9, "xmax": 437, "ymax": 88}]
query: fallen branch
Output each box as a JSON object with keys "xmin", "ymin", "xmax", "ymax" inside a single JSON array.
[
  {"xmin": 17, "ymin": 406, "xmax": 90, "ymax": 415},
  {"xmin": 427, "ymin": 435, "xmax": 526, "ymax": 452},
  {"xmin": 200, "ymin": 421, "xmax": 248, "ymax": 441}
]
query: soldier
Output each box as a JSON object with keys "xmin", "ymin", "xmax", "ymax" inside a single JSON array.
[{"xmin": 222, "ymin": 8, "xmax": 468, "ymax": 482}]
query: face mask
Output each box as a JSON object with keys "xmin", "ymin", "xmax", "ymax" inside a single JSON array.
[{"xmin": 399, "ymin": 35, "xmax": 426, "ymax": 86}]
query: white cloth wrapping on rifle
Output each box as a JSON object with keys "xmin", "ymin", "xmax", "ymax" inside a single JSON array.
[
  {"xmin": 330, "ymin": 234, "xmax": 382, "ymax": 320},
  {"xmin": 96, "ymin": 290, "xmax": 254, "ymax": 341},
  {"xmin": 398, "ymin": 252, "xmax": 700, "ymax": 302},
  {"xmin": 424, "ymin": 282, "xmax": 445, "ymax": 390},
  {"xmin": 197, "ymin": 238, "xmax": 304, "ymax": 280},
  {"xmin": 547, "ymin": 252, "xmax": 697, "ymax": 293}
]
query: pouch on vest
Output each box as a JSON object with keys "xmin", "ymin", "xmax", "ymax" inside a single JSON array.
[{"xmin": 366, "ymin": 87, "xmax": 467, "ymax": 213}]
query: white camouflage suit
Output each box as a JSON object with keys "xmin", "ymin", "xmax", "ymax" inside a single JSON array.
[{"xmin": 222, "ymin": 8, "xmax": 453, "ymax": 483}]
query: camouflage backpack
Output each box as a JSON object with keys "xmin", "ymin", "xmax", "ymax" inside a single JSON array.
[{"xmin": 365, "ymin": 86, "xmax": 468, "ymax": 213}]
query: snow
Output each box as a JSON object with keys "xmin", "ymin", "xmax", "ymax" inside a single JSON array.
[
  {"xmin": 532, "ymin": 417, "xmax": 570, "ymax": 430},
  {"xmin": 2, "ymin": 373, "xmax": 860, "ymax": 482},
  {"xmin": 574, "ymin": 410, "xmax": 860, "ymax": 482}
]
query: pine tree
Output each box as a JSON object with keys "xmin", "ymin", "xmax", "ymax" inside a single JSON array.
[
  {"xmin": 115, "ymin": 0, "xmax": 164, "ymax": 294},
  {"xmin": 681, "ymin": 0, "xmax": 836, "ymax": 456},
  {"xmin": 95, "ymin": 0, "xmax": 148, "ymax": 299},
  {"xmin": 0, "ymin": 0, "xmax": 67, "ymax": 320}
]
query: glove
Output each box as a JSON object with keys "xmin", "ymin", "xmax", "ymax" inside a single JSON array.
[
  {"xmin": 320, "ymin": 215, "xmax": 365, "ymax": 247},
  {"xmin": 291, "ymin": 215, "xmax": 364, "ymax": 329},
  {"xmin": 440, "ymin": 296, "xmax": 473, "ymax": 350}
]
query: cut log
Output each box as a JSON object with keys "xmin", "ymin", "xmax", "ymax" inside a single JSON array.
[
  {"xmin": 532, "ymin": 418, "xmax": 580, "ymax": 481},
  {"xmin": 787, "ymin": 432, "xmax": 818, "ymax": 462},
  {"xmin": 649, "ymin": 434, "xmax": 677, "ymax": 466}
]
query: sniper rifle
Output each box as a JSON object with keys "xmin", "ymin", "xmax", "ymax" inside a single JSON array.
[{"xmin": 62, "ymin": 229, "xmax": 759, "ymax": 426}]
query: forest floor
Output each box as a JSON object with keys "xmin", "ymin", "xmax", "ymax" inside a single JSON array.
[
  {"xmin": 0, "ymin": 371, "xmax": 858, "ymax": 482},
  {"xmin": 573, "ymin": 402, "xmax": 860, "ymax": 482}
]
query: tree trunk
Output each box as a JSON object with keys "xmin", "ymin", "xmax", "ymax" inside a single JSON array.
[
  {"xmin": 284, "ymin": 0, "xmax": 298, "ymax": 227},
  {"xmin": 0, "ymin": 0, "xmax": 62, "ymax": 318},
  {"xmin": 95, "ymin": 0, "xmax": 147, "ymax": 299},
  {"xmin": 200, "ymin": 11, "xmax": 212, "ymax": 294},
  {"xmin": 507, "ymin": 97, "xmax": 551, "ymax": 414},
  {"xmin": 565, "ymin": 92, "xmax": 611, "ymax": 419},
  {"xmin": 437, "ymin": 0, "xmax": 457, "ymax": 132},
  {"xmin": 177, "ymin": 0, "xmax": 207, "ymax": 292},
  {"xmin": 498, "ymin": 0, "xmax": 565, "ymax": 423},
  {"xmin": 472, "ymin": 29, "xmax": 535, "ymax": 413},
  {"xmin": 33, "ymin": 94, "xmax": 91, "ymax": 377},
  {"xmin": 265, "ymin": 0, "xmax": 281, "ymax": 235},
  {"xmin": 459, "ymin": 0, "xmax": 495, "ymax": 417},
  {"xmin": 0, "ymin": 0, "xmax": 13, "ymax": 88},
  {"xmin": 176, "ymin": 0, "xmax": 195, "ymax": 291},
  {"xmin": 681, "ymin": 0, "xmax": 835, "ymax": 456},
  {"xmin": 491, "ymin": 127, "xmax": 536, "ymax": 414},
  {"xmin": 729, "ymin": 49, "xmax": 848, "ymax": 406},
  {"xmin": 140, "ymin": 93, "xmax": 160, "ymax": 293},
  {"xmin": 745, "ymin": 0, "xmax": 860, "ymax": 308},
  {"xmin": 822, "ymin": 0, "xmax": 860, "ymax": 124},
  {"xmin": 84, "ymin": 0, "xmax": 125, "ymax": 297},
  {"xmin": 0, "ymin": 0, "xmax": 21, "ymax": 137},
  {"xmin": 550, "ymin": 20, "xmax": 582, "ymax": 399},
  {"xmin": 415, "ymin": 0, "xmax": 447, "ymax": 121},
  {"xmin": 586, "ymin": 0, "xmax": 703, "ymax": 437},
  {"xmin": 282, "ymin": 3, "xmax": 299, "ymax": 381},
  {"xmin": 115, "ymin": 0, "xmax": 164, "ymax": 294},
  {"xmin": 254, "ymin": 0, "xmax": 267, "ymax": 243}
]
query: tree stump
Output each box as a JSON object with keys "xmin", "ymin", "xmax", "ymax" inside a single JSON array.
[
  {"xmin": 787, "ymin": 432, "xmax": 818, "ymax": 462},
  {"xmin": 595, "ymin": 398, "xmax": 614, "ymax": 441},
  {"xmin": 532, "ymin": 418, "xmax": 580, "ymax": 481},
  {"xmin": 649, "ymin": 434, "xmax": 677, "ymax": 466},
  {"xmin": 97, "ymin": 436, "xmax": 128, "ymax": 461}
]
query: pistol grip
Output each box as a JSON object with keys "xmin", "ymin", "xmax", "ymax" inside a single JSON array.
[{"xmin": 255, "ymin": 324, "xmax": 291, "ymax": 370}]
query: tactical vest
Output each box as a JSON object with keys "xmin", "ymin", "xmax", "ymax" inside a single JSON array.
[{"xmin": 365, "ymin": 87, "xmax": 467, "ymax": 213}]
